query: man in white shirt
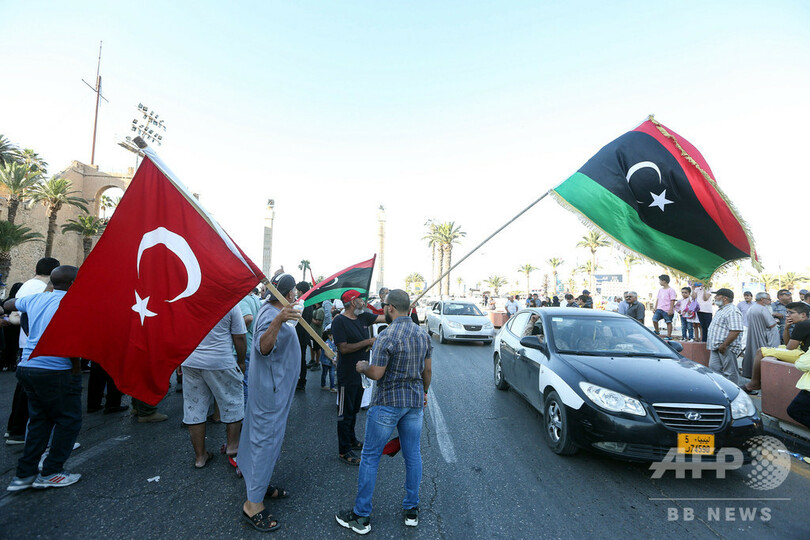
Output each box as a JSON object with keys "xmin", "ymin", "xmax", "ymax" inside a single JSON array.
[
  {"xmin": 181, "ymin": 306, "xmax": 247, "ymax": 468},
  {"xmin": 505, "ymin": 296, "xmax": 520, "ymax": 316}
]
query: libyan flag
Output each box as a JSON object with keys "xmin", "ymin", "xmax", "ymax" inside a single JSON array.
[
  {"xmin": 550, "ymin": 116, "xmax": 760, "ymax": 281},
  {"xmin": 297, "ymin": 255, "xmax": 376, "ymax": 308}
]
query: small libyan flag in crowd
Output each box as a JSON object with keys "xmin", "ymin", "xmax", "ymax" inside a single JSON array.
[
  {"xmin": 298, "ymin": 256, "xmax": 376, "ymax": 308},
  {"xmin": 550, "ymin": 116, "xmax": 760, "ymax": 280}
]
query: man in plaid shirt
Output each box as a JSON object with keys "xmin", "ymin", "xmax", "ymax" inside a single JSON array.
[
  {"xmin": 706, "ymin": 288, "xmax": 744, "ymax": 383},
  {"xmin": 335, "ymin": 289, "xmax": 432, "ymax": 534}
]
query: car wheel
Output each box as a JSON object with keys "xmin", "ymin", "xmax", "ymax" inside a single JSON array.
[
  {"xmin": 426, "ymin": 324, "xmax": 432, "ymax": 336},
  {"xmin": 494, "ymin": 355, "xmax": 508, "ymax": 390},
  {"xmin": 543, "ymin": 391, "xmax": 578, "ymax": 456},
  {"xmin": 439, "ymin": 326, "xmax": 448, "ymax": 344}
]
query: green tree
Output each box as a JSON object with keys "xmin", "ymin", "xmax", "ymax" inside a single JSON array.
[
  {"xmin": 16, "ymin": 148, "xmax": 48, "ymax": 176},
  {"xmin": 405, "ymin": 272, "xmax": 425, "ymax": 294},
  {"xmin": 298, "ymin": 259, "xmax": 311, "ymax": 281},
  {"xmin": 456, "ymin": 276, "xmax": 464, "ymax": 295},
  {"xmin": 620, "ymin": 254, "xmax": 642, "ymax": 285},
  {"xmin": 435, "ymin": 221, "xmax": 466, "ymax": 297},
  {"xmin": 0, "ymin": 221, "xmax": 43, "ymax": 285},
  {"xmin": 61, "ymin": 215, "xmax": 107, "ymax": 262},
  {"xmin": 756, "ymin": 273, "xmax": 780, "ymax": 292},
  {"xmin": 517, "ymin": 263, "xmax": 537, "ymax": 296},
  {"xmin": 0, "ymin": 134, "xmax": 19, "ymax": 167},
  {"xmin": 576, "ymin": 260, "xmax": 599, "ymax": 292},
  {"xmin": 484, "ymin": 275, "xmax": 508, "ymax": 296},
  {"xmin": 546, "ymin": 257, "xmax": 564, "ymax": 295},
  {"xmin": 422, "ymin": 220, "xmax": 440, "ymax": 293},
  {"xmin": 779, "ymin": 272, "xmax": 807, "ymax": 291},
  {"xmin": 29, "ymin": 176, "xmax": 89, "ymax": 257},
  {"xmin": 576, "ymin": 231, "xmax": 610, "ymax": 291},
  {"xmin": 0, "ymin": 161, "xmax": 42, "ymax": 224}
]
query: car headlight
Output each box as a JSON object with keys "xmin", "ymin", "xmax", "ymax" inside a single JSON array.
[
  {"xmin": 730, "ymin": 389, "xmax": 756, "ymax": 419},
  {"xmin": 579, "ymin": 382, "xmax": 646, "ymax": 417},
  {"xmin": 446, "ymin": 320, "xmax": 462, "ymax": 330}
]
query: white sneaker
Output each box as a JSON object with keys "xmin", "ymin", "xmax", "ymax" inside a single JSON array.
[{"xmin": 32, "ymin": 471, "xmax": 82, "ymax": 489}]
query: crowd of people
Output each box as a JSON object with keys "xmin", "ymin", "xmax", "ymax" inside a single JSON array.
[{"xmin": 1, "ymin": 258, "xmax": 433, "ymax": 534}]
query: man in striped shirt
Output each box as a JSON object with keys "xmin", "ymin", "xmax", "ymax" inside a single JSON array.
[
  {"xmin": 335, "ymin": 289, "xmax": 432, "ymax": 534},
  {"xmin": 706, "ymin": 288, "xmax": 744, "ymax": 384}
]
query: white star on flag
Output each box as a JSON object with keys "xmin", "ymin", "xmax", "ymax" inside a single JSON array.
[
  {"xmin": 649, "ymin": 189, "xmax": 673, "ymax": 211},
  {"xmin": 131, "ymin": 291, "xmax": 157, "ymax": 325}
]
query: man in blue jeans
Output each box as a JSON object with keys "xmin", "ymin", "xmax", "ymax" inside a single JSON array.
[
  {"xmin": 3, "ymin": 266, "xmax": 83, "ymax": 492},
  {"xmin": 335, "ymin": 289, "xmax": 432, "ymax": 534}
]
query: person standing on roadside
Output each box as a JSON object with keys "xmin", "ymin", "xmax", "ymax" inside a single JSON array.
[
  {"xmin": 239, "ymin": 273, "xmax": 301, "ymax": 533},
  {"xmin": 4, "ymin": 266, "xmax": 84, "ymax": 491},
  {"xmin": 692, "ymin": 282, "xmax": 714, "ymax": 342},
  {"xmin": 336, "ymin": 290, "xmax": 432, "ymax": 534},
  {"xmin": 332, "ymin": 289, "xmax": 385, "ymax": 466},
  {"xmin": 652, "ymin": 274, "xmax": 677, "ymax": 340},
  {"xmin": 772, "ymin": 289, "xmax": 792, "ymax": 343},
  {"xmin": 504, "ymin": 296, "xmax": 520, "ymax": 316},
  {"xmin": 706, "ymin": 288, "xmax": 744, "ymax": 383}
]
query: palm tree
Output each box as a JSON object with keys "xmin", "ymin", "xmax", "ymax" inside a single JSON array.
[
  {"xmin": 484, "ymin": 275, "xmax": 508, "ymax": 296},
  {"xmin": 405, "ymin": 272, "xmax": 425, "ymax": 294},
  {"xmin": 0, "ymin": 162, "xmax": 43, "ymax": 224},
  {"xmin": 0, "ymin": 134, "xmax": 19, "ymax": 166},
  {"xmin": 576, "ymin": 260, "xmax": 599, "ymax": 292},
  {"xmin": 576, "ymin": 231, "xmax": 610, "ymax": 291},
  {"xmin": 779, "ymin": 272, "xmax": 807, "ymax": 292},
  {"xmin": 517, "ymin": 264, "xmax": 537, "ymax": 296},
  {"xmin": 757, "ymin": 273, "xmax": 780, "ymax": 293},
  {"xmin": 298, "ymin": 259, "xmax": 311, "ymax": 281},
  {"xmin": 456, "ymin": 276, "xmax": 464, "ymax": 295},
  {"xmin": 61, "ymin": 215, "xmax": 107, "ymax": 262},
  {"xmin": 100, "ymin": 194, "xmax": 122, "ymax": 216},
  {"xmin": 621, "ymin": 254, "xmax": 642, "ymax": 285},
  {"xmin": 546, "ymin": 257, "xmax": 564, "ymax": 295},
  {"xmin": 29, "ymin": 176, "xmax": 89, "ymax": 257},
  {"xmin": 565, "ymin": 276, "xmax": 577, "ymax": 294},
  {"xmin": 0, "ymin": 221, "xmax": 43, "ymax": 285},
  {"xmin": 422, "ymin": 221, "xmax": 441, "ymax": 293},
  {"xmin": 16, "ymin": 148, "xmax": 48, "ymax": 176},
  {"xmin": 435, "ymin": 221, "xmax": 466, "ymax": 297}
]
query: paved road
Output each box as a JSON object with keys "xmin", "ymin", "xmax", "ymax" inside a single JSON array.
[{"xmin": 1, "ymin": 336, "xmax": 809, "ymax": 538}]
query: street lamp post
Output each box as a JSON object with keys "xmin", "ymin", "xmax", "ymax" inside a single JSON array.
[
  {"xmin": 262, "ymin": 199, "xmax": 276, "ymax": 277},
  {"xmin": 118, "ymin": 103, "xmax": 167, "ymax": 169}
]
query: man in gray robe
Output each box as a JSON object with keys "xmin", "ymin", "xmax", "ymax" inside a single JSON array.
[
  {"xmin": 742, "ymin": 292, "xmax": 779, "ymax": 378},
  {"xmin": 238, "ymin": 273, "xmax": 301, "ymax": 533}
]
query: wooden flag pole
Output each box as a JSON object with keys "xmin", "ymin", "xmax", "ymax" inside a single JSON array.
[
  {"xmin": 262, "ymin": 277, "xmax": 336, "ymax": 360},
  {"xmin": 412, "ymin": 191, "xmax": 550, "ymax": 305}
]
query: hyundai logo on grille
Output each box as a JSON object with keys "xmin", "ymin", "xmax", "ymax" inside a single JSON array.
[{"xmin": 684, "ymin": 411, "xmax": 702, "ymax": 421}]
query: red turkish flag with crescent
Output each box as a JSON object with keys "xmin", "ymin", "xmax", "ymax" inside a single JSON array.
[{"xmin": 31, "ymin": 149, "xmax": 265, "ymax": 404}]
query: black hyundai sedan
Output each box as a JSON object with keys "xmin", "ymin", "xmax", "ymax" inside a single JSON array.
[{"xmin": 493, "ymin": 308, "xmax": 762, "ymax": 461}]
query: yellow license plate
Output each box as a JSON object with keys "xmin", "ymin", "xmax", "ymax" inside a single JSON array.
[{"xmin": 677, "ymin": 433, "xmax": 715, "ymax": 455}]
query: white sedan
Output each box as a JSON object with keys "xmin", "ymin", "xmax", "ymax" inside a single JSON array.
[{"xmin": 425, "ymin": 300, "xmax": 495, "ymax": 344}]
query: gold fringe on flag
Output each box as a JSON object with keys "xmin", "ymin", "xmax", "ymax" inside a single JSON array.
[{"xmin": 647, "ymin": 114, "xmax": 763, "ymax": 273}]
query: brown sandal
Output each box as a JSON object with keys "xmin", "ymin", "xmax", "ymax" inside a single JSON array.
[{"xmin": 242, "ymin": 509, "xmax": 280, "ymax": 532}]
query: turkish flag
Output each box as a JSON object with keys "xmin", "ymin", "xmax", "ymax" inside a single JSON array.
[{"xmin": 31, "ymin": 149, "xmax": 265, "ymax": 404}]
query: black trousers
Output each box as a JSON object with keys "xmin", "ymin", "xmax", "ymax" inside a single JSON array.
[
  {"xmin": 787, "ymin": 390, "xmax": 810, "ymax": 429},
  {"xmin": 337, "ymin": 384, "xmax": 363, "ymax": 455},
  {"xmin": 6, "ymin": 381, "xmax": 29, "ymax": 436},
  {"xmin": 87, "ymin": 361, "xmax": 122, "ymax": 410},
  {"xmin": 298, "ymin": 335, "xmax": 311, "ymax": 387},
  {"xmin": 697, "ymin": 311, "xmax": 713, "ymax": 342}
]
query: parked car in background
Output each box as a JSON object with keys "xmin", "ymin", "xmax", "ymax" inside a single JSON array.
[
  {"xmin": 493, "ymin": 308, "xmax": 762, "ymax": 461},
  {"xmin": 426, "ymin": 300, "xmax": 495, "ymax": 344}
]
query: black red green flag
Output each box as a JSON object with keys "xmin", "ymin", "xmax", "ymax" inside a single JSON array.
[
  {"xmin": 550, "ymin": 116, "xmax": 760, "ymax": 280},
  {"xmin": 297, "ymin": 255, "xmax": 376, "ymax": 308}
]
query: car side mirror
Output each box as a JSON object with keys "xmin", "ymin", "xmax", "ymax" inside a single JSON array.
[
  {"xmin": 520, "ymin": 336, "xmax": 548, "ymax": 356},
  {"xmin": 667, "ymin": 341, "xmax": 684, "ymax": 353}
]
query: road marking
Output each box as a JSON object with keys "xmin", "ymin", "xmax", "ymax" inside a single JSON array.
[
  {"xmin": 0, "ymin": 435, "xmax": 131, "ymax": 509},
  {"xmin": 427, "ymin": 387, "xmax": 457, "ymax": 463}
]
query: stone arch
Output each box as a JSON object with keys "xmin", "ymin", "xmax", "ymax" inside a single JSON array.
[{"xmin": 94, "ymin": 185, "xmax": 126, "ymax": 218}]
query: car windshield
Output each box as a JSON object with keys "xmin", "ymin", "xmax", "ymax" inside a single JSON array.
[
  {"xmin": 442, "ymin": 303, "xmax": 483, "ymax": 316},
  {"xmin": 549, "ymin": 316, "xmax": 678, "ymax": 357}
]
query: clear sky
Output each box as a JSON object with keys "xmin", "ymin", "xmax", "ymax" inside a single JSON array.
[{"xmin": 2, "ymin": 1, "xmax": 808, "ymax": 294}]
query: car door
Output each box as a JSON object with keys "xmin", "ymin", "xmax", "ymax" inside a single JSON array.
[
  {"xmin": 428, "ymin": 302, "xmax": 441, "ymax": 333},
  {"xmin": 501, "ymin": 312, "xmax": 531, "ymax": 385},
  {"xmin": 514, "ymin": 315, "xmax": 547, "ymax": 410}
]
